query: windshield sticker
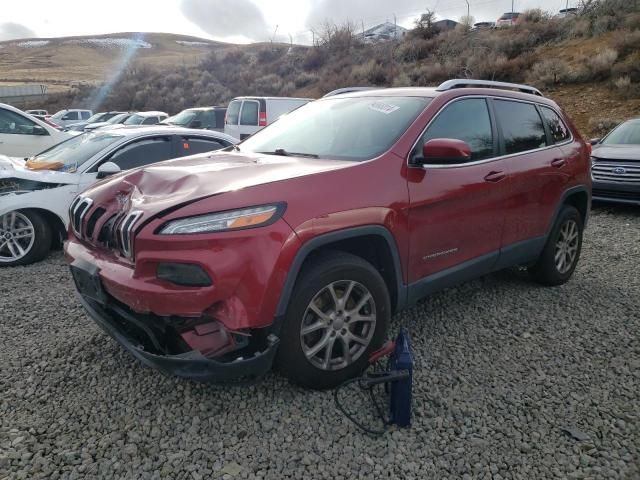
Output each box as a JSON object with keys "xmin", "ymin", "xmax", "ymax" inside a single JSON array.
[{"xmin": 368, "ymin": 102, "xmax": 400, "ymax": 115}]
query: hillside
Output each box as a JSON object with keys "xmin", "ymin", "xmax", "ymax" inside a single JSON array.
[{"xmin": 2, "ymin": 0, "xmax": 639, "ymax": 138}]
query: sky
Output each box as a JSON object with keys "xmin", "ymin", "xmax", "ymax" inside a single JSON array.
[{"xmin": 1, "ymin": 0, "xmax": 579, "ymax": 44}]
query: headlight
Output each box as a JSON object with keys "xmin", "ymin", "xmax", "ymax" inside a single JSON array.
[{"xmin": 158, "ymin": 204, "xmax": 285, "ymax": 235}]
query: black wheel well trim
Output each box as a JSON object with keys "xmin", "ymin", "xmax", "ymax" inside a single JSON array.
[
  {"xmin": 550, "ymin": 185, "xmax": 591, "ymax": 233},
  {"xmin": 272, "ymin": 225, "xmax": 407, "ymax": 334}
]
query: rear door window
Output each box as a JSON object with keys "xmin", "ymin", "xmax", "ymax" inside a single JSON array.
[
  {"xmin": 64, "ymin": 112, "xmax": 79, "ymax": 121},
  {"xmin": 494, "ymin": 100, "xmax": 547, "ymax": 155},
  {"xmin": 225, "ymin": 101, "xmax": 241, "ymax": 125},
  {"xmin": 81, "ymin": 111, "xmax": 91, "ymax": 120},
  {"xmin": 240, "ymin": 101, "xmax": 259, "ymax": 126},
  {"xmin": 108, "ymin": 137, "xmax": 173, "ymax": 170},
  {"xmin": 142, "ymin": 116, "xmax": 158, "ymax": 125},
  {"xmin": 540, "ymin": 107, "xmax": 570, "ymax": 144},
  {"xmin": 414, "ymin": 98, "xmax": 494, "ymax": 162},
  {"xmin": 201, "ymin": 110, "xmax": 216, "ymax": 128}
]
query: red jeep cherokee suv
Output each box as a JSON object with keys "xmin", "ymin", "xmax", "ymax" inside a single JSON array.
[{"xmin": 65, "ymin": 80, "xmax": 591, "ymax": 389}]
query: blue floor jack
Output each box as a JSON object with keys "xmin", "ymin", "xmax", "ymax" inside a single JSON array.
[{"xmin": 333, "ymin": 329, "xmax": 413, "ymax": 434}]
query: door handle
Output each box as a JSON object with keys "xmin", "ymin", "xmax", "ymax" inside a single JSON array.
[
  {"xmin": 484, "ymin": 171, "xmax": 506, "ymax": 182},
  {"xmin": 551, "ymin": 158, "xmax": 567, "ymax": 168}
]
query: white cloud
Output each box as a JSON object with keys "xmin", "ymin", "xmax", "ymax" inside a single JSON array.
[{"xmin": 181, "ymin": 0, "xmax": 270, "ymax": 41}]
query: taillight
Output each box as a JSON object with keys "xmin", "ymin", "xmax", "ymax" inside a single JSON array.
[{"xmin": 259, "ymin": 111, "xmax": 267, "ymax": 127}]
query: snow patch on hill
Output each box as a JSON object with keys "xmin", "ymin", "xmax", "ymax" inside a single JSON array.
[
  {"xmin": 16, "ymin": 40, "xmax": 51, "ymax": 48},
  {"xmin": 65, "ymin": 38, "xmax": 152, "ymax": 49},
  {"xmin": 176, "ymin": 40, "xmax": 210, "ymax": 46}
]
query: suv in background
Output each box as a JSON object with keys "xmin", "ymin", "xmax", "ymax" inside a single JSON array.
[
  {"xmin": 120, "ymin": 111, "xmax": 168, "ymax": 126},
  {"xmin": 224, "ymin": 96, "xmax": 311, "ymax": 140},
  {"xmin": 66, "ymin": 111, "xmax": 125, "ymax": 132},
  {"xmin": 66, "ymin": 80, "xmax": 591, "ymax": 389},
  {"xmin": 49, "ymin": 109, "xmax": 93, "ymax": 128},
  {"xmin": 590, "ymin": 118, "xmax": 640, "ymax": 205},
  {"xmin": 26, "ymin": 109, "xmax": 48, "ymax": 117},
  {"xmin": 162, "ymin": 107, "xmax": 227, "ymax": 132},
  {"xmin": 496, "ymin": 12, "xmax": 520, "ymax": 27}
]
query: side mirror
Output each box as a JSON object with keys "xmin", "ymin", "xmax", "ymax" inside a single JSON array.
[
  {"xmin": 589, "ymin": 138, "xmax": 601, "ymax": 145},
  {"xmin": 96, "ymin": 161, "xmax": 121, "ymax": 179},
  {"xmin": 413, "ymin": 138, "xmax": 472, "ymax": 165},
  {"xmin": 32, "ymin": 125, "xmax": 49, "ymax": 136},
  {"xmin": 190, "ymin": 120, "xmax": 202, "ymax": 129}
]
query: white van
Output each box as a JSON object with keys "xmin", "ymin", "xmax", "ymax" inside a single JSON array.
[{"xmin": 224, "ymin": 97, "xmax": 312, "ymax": 140}]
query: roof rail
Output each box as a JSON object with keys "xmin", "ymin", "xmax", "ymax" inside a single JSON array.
[
  {"xmin": 323, "ymin": 87, "xmax": 377, "ymax": 98},
  {"xmin": 436, "ymin": 79, "xmax": 543, "ymax": 97}
]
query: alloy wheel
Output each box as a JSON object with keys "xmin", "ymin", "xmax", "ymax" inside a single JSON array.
[
  {"xmin": 0, "ymin": 212, "xmax": 35, "ymax": 263},
  {"xmin": 554, "ymin": 219, "xmax": 579, "ymax": 274},
  {"xmin": 300, "ymin": 280, "xmax": 376, "ymax": 371}
]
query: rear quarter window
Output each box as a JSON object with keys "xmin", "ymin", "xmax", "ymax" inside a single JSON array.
[
  {"xmin": 540, "ymin": 107, "xmax": 571, "ymax": 143},
  {"xmin": 240, "ymin": 101, "xmax": 259, "ymax": 126}
]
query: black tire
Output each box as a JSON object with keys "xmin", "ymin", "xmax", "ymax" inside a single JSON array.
[
  {"xmin": 0, "ymin": 210, "xmax": 52, "ymax": 267},
  {"xmin": 276, "ymin": 251, "xmax": 391, "ymax": 390},
  {"xmin": 530, "ymin": 205, "xmax": 583, "ymax": 286}
]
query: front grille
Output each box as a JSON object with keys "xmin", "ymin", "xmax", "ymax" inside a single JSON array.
[
  {"xmin": 117, "ymin": 211, "xmax": 143, "ymax": 258},
  {"xmin": 86, "ymin": 207, "xmax": 106, "ymax": 240},
  {"xmin": 592, "ymin": 160, "xmax": 640, "ymax": 184},
  {"xmin": 69, "ymin": 196, "xmax": 93, "ymax": 238}
]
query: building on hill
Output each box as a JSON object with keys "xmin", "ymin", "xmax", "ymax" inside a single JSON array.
[{"xmin": 434, "ymin": 19, "xmax": 459, "ymax": 32}]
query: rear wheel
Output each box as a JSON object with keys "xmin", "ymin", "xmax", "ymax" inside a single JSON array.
[
  {"xmin": 0, "ymin": 210, "xmax": 52, "ymax": 267},
  {"xmin": 276, "ymin": 252, "xmax": 390, "ymax": 389},
  {"xmin": 530, "ymin": 205, "xmax": 583, "ymax": 286}
]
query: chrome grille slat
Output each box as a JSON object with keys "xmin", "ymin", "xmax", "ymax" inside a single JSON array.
[
  {"xmin": 592, "ymin": 159, "xmax": 640, "ymax": 184},
  {"xmin": 116, "ymin": 210, "xmax": 142, "ymax": 258},
  {"xmin": 69, "ymin": 197, "xmax": 93, "ymax": 238}
]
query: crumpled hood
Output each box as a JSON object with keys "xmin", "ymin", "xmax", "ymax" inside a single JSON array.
[
  {"xmin": 0, "ymin": 154, "xmax": 78, "ymax": 184},
  {"xmin": 82, "ymin": 150, "xmax": 357, "ymax": 215},
  {"xmin": 592, "ymin": 145, "xmax": 640, "ymax": 161}
]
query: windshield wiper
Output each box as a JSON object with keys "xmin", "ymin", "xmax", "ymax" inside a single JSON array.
[{"xmin": 260, "ymin": 148, "xmax": 319, "ymax": 159}]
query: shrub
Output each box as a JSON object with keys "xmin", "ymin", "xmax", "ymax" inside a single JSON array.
[
  {"xmin": 612, "ymin": 30, "xmax": 640, "ymax": 58},
  {"xmin": 302, "ymin": 47, "xmax": 326, "ymax": 71},
  {"xmin": 294, "ymin": 72, "xmax": 319, "ymax": 88},
  {"xmin": 526, "ymin": 58, "xmax": 571, "ymax": 86},
  {"xmin": 586, "ymin": 48, "xmax": 618, "ymax": 80}
]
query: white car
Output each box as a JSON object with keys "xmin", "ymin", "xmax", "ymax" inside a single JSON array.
[
  {"xmin": 0, "ymin": 103, "xmax": 71, "ymax": 158},
  {"xmin": 49, "ymin": 109, "xmax": 93, "ymax": 128},
  {"xmin": 224, "ymin": 97, "xmax": 311, "ymax": 140},
  {"xmin": 119, "ymin": 111, "xmax": 168, "ymax": 126},
  {"xmin": 0, "ymin": 126, "xmax": 237, "ymax": 266}
]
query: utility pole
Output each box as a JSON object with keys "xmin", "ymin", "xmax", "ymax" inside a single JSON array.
[
  {"xmin": 393, "ymin": 14, "xmax": 397, "ymax": 39},
  {"xmin": 271, "ymin": 25, "xmax": 279, "ymax": 44},
  {"xmin": 465, "ymin": 0, "xmax": 470, "ymax": 18}
]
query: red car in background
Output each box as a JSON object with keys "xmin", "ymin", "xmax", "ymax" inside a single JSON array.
[{"xmin": 65, "ymin": 80, "xmax": 591, "ymax": 389}]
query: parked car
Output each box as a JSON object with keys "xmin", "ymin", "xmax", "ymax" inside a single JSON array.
[
  {"xmin": 557, "ymin": 8, "xmax": 578, "ymax": 18},
  {"xmin": 162, "ymin": 107, "xmax": 227, "ymax": 132},
  {"xmin": 472, "ymin": 21, "xmax": 496, "ymax": 30},
  {"xmin": 224, "ymin": 96, "xmax": 312, "ymax": 140},
  {"xmin": 0, "ymin": 103, "xmax": 71, "ymax": 157},
  {"xmin": 65, "ymin": 80, "xmax": 591, "ymax": 389},
  {"xmin": 118, "ymin": 111, "xmax": 168, "ymax": 126},
  {"xmin": 49, "ymin": 109, "xmax": 93, "ymax": 128},
  {"xmin": 590, "ymin": 118, "xmax": 640, "ymax": 205},
  {"xmin": 0, "ymin": 127, "xmax": 237, "ymax": 266},
  {"xmin": 25, "ymin": 109, "xmax": 48, "ymax": 116},
  {"xmin": 83, "ymin": 112, "xmax": 136, "ymax": 132},
  {"xmin": 66, "ymin": 112, "xmax": 125, "ymax": 132},
  {"xmin": 496, "ymin": 12, "xmax": 520, "ymax": 27}
]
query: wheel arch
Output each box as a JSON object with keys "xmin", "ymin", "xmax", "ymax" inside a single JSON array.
[
  {"xmin": 273, "ymin": 226, "xmax": 407, "ymax": 333},
  {"xmin": 547, "ymin": 185, "xmax": 591, "ymax": 235},
  {"xmin": 23, "ymin": 208, "xmax": 67, "ymax": 248}
]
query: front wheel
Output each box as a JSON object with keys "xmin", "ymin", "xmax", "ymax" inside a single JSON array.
[
  {"xmin": 0, "ymin": 210, "xmax": 52, "ymax": 267},
  {"xmin": 530, "ymin": 205, "xmax": 583, "ymax": 286},
  {"xmin": 276, "ymin": 252, "xmax": 390, "ymax": 389}
]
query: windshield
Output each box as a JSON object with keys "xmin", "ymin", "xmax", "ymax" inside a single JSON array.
[
  {"xmin": 124, "ymin": 114, "xmax": 144, "ymax": 125},
  {"xmin": 85, "ymin": 113, "xmax": 105, "ymax": 123},
  {"xmin": 240, "ymin": 96, "xmax": 430, "ymax": 161},
  {"xmin": 602, "ymin": 121, "xmax": 640, "ymax": 145},
  {"xmin": 106, "ymin": 113, "xmax": 128, "ymax": 124},
  {"xmin": 30, "ymin": 132, "xmax": 123, "ymax": 171},
  {"xmin": 167, "ymin": 110, "xmax": 198, "ymax": 126}
]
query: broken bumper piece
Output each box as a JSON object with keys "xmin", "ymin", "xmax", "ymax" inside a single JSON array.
[{"xmin": 77, "ymin": 295, "xmax": 279, "ymax": 383}]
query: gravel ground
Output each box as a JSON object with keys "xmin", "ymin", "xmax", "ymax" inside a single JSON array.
[{"xmin": 1, "ymin": 205, "xmax": 638, "ymax": 480}]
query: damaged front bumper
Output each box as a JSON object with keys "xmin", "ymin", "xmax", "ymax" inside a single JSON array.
[{"xmin": 77, "ymin": 293, "xmax": 280, "ymax": 383}]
